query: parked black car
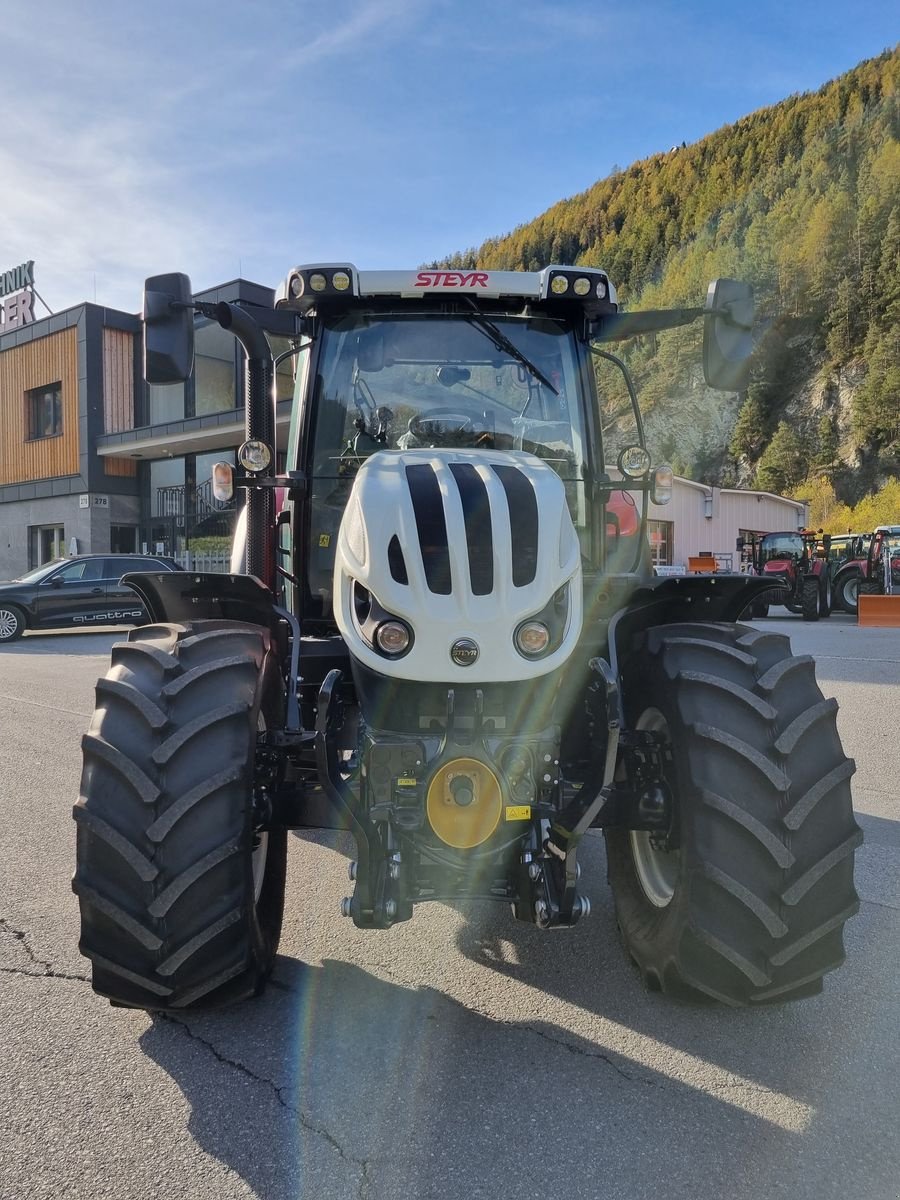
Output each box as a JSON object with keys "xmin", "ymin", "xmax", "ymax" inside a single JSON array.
[{"xmin": 0, "ymin": 554, "xmax": 180, "ymax": 643}]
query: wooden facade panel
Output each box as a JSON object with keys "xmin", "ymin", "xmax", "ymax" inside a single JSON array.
[
  {"xmin": 0, "ymin": 328, "xmax": 79, "ymax": 484},
  {"xmin": 103, "ymin": 455, "xmax": 138, "ymax": 477},
  {"xmin": 102, "ymin": 327, "xmax": 135, "ymax": 433}
]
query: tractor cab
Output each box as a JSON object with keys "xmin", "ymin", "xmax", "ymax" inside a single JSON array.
[
  {"xmin": 275, "ymin": 266, "xmax": 668, "ymax": 626},
  {"xmin": 757, "ymin": 530, "xmax": 811, "ymax": 577}
]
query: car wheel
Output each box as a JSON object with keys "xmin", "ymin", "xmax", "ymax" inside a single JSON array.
[{"xmin": 0, "ymin": 604, "xmax": 26, "ymax": 643}]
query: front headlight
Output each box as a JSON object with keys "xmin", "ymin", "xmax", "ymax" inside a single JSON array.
[
  {"xmin": 375, "ymin": 620, "xmax": 411, "ymax": 655},
  {"xmin": 515, "ymin": 621, "xmax": 551, "ymax": 656},
  {"xmin": 238, "ymin": 439, "xmax": 272, "ymax": 473},
  {"xmin": 617, "ymin": 445, "xmax": 652, "ymax": 478}
]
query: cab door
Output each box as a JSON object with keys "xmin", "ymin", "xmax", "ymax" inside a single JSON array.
[{"xmin": 34, "ymin": 559, "xmax": 108, "ymax": 628}]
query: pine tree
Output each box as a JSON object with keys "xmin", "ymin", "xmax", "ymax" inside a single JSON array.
[
  {"xmin": 729, "ymin": 389, "xmax": 768, "ymax": 461},
  {"xmin": 755, "ymin": 421, "xmax": 807, "ymax": 494},
  {"xmin": 817, "ymin": 411, "xmax": 840, "ymax": 469}
]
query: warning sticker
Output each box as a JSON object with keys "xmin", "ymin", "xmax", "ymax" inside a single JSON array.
[
  {"xmin": 318, "ymin": 533, "xmax": 331, "ymax": 548},
  {"xmin": 396, "ymin": 777, "xmax": 417, "ymax": 788},
  {"xmin": 505, "ymin": 805, "xmax": 532, "ymax": 821}
]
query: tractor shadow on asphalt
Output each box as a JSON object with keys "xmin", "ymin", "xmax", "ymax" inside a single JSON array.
[
  {"xmin": 136, "ymin": 842, "xmax": 896, "ymax": 1200},
  {"xmin": 136, "ymin": 952, "xmax": 837, "ymax": 1200},
  {"xmin": 449, "ymin": 830, "xmax": 896, "ymax": 1182}
]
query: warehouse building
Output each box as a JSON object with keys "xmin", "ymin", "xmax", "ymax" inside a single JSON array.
[{"xmin": 648, "ymin": 477, "xmax": 808, "ymax": 573}]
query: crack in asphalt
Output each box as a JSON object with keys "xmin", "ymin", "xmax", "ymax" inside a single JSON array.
[
  {"xmin": 1, "ymin": 913, "xmax": 783, "ymax": 1111},
  {"xmin": 0, "ymin": 917, "xmax": 90, "ymax": 984},
  {"xmin": 485, "ymin": 1008, "xmax": 785, "ymax": 1100},
  {"xmin": 159, "ymin": 1014, "xmax": 374, "ymax": 1191}
]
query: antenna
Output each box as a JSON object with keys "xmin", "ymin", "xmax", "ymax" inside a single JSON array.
[{"xmin": 32, "ymin": 287, "xmax": 54, "ymax": 316}]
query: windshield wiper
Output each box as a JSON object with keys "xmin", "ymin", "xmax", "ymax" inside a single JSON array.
[{"xmin": 462, "ymin": 299, "xmax": 558, "ymax": 395}]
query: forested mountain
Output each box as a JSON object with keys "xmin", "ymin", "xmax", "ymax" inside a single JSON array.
[{"xmin": 436, "ymin": 48, "xmax": 900, "ymax": 513}]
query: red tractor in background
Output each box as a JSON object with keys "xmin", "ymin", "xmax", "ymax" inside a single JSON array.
[
  {"xmin": 823, "ymin": 527, "xmax": 900, "ymax": 614},
  {"xmin": 858, "ymin": 526, "xmax": 900, "ymax": 601},
  {"xmin": 826, "ymin": 534, "xmax": 870, "ymax": 615},
  {"xmin": 751, "ymin": 530, "xmax": 833, "ymax": 620}
]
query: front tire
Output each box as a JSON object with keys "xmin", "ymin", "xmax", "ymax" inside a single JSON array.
[
  {"xmin": 836, "ymin": 571, "xmax": 861, "ymax": 615},
  {"xmin": 73, "ymin": 620, "xmax": 287, "ymax": 1010},
  {"xmin": 606, "ymin": 621, "xmax": 861, "ymax": 1005},
  {"xmin": 0, "ymin": 603, "xmax": 26, "ymax": 643},
  {"xmin": 801, "ymin": 578, "xmax": 819, "ymax": 621},
  {"xmin": 819, "ymin": 572, "xmax": 832, "ymax": 619}
]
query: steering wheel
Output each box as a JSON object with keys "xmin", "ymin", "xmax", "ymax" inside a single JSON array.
[{"xmin": 408, "ymin": 406, "xmax": 483, "ymax": 441}]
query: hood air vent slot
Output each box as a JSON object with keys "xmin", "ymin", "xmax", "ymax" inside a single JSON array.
[
  {"xmin": 449, "ymin": 462, "xmax": 493, "ymax": 595},
  {"xmin": 405, "ymin": 464, "xmax": 452, "ymax": 594},
  {"xmin": 491, "ymin": 464, "xmax": 538, "ymax": 586}
]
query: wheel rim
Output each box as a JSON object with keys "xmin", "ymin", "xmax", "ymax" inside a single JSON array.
[
  {"xmin": 844, "ymin": 576, "xmax": 859, "ymax": 607},
  {"xmin": 0, "ymin": 609, "xmax": 19, "ymax": 639},
  {"xmin": 629, "ymin": 707, "xmax": 679, "ymax": 909}
]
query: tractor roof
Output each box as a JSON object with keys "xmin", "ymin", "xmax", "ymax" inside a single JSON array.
[{"xmin": 275, "ymin": 263, "xmax": 617, "ymax": 312}]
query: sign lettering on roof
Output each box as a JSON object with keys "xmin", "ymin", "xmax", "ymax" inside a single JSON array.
[
  {"xmin": 414, "ymin": 270, "xmax": 490, "ymax": 289},
  {"xmin": 0, "ymin": 260, "xmax": 36, "ymax": 331}
]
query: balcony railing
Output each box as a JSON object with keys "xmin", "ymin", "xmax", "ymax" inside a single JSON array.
[{"xmin": 154, "ymin": 479, "xmax": 236, "ymax": 519}]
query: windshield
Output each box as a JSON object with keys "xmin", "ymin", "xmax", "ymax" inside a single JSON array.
[
  {"xmin": 13, "ymin": 560, "xmax": 64, "ymax": 583},
  {"xmin": 304, "ymin": 311, "xmax": 590, "ymax": 613},
  {"xmin": 311, "ymin": 311, "xmax": 586, "ymax": 477},
  {"xmin": 760, "ymin": 534, "xmax": 804, "ymax": 561}
]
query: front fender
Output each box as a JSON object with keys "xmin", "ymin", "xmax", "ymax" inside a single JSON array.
[
  {"xmin": 121, "ymin": 571, "xmax": 279, "ymax": 632},
  {"xmin": 607, "ymin": 574, "xmax": 773, "ymax": 716}
]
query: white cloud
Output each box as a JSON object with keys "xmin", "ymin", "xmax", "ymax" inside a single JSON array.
[{"xmin": 0, "ymin": 0, "xmax": 413, "ymax": 312}]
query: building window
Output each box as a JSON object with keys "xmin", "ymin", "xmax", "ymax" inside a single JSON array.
[
  {"xmin": 111, "ymin": 525, "xmax": 138, "ymax": 554},
  {"xmin": 648, "ymin": 519, "xmax": 674, "ymax": 567},
  {"xmin": 738, "ymin": 528, "xmax": 768, "ymax": 570},
  {"xmin": 148, "ymin": 382, "xmax": 185, "ymax": 425},
  {"xmin": 26, "ymin": 383, "xmax": 63, "ymax": 439},
  {"xmin": 195, "ymin": 321, "xmax": 238, "ymax": 416},
  {"xmin": 29, "ymin": 524, "xmax": 66, "ymax": 567}
]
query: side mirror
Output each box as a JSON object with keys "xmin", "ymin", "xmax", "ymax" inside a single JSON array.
[
  {"xmin": 143, "ymin": 273, "xmax": 194, "ymax": 384},
  {"xmin": 703, "ymin": 279, "xmax": 753, "ymax": 391}
]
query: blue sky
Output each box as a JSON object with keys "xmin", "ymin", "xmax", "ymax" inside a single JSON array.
[{"xmin": 1, "ymin": 1, "xmax": 896, "ymax": 314}]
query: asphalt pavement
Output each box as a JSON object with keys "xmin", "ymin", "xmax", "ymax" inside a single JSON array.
[{"xmin": 1, "ymin": 615, "xmax": 898, "ymax": 1200}]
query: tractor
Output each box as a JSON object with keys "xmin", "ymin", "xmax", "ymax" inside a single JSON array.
[
  {"xmin": 751, "ymin": 529, "xmax": 835, "ymax": 620},
  {"xmin": 827, "ymin": 534, "xmax": 871, "ymax": 615},
  {"xmin": 856, "ymin": 526, "xmax": 900, "ymax": 603},
  {"xmin": 72, "ymin": 265, "xmax": 860, "ymax": 1010}
]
